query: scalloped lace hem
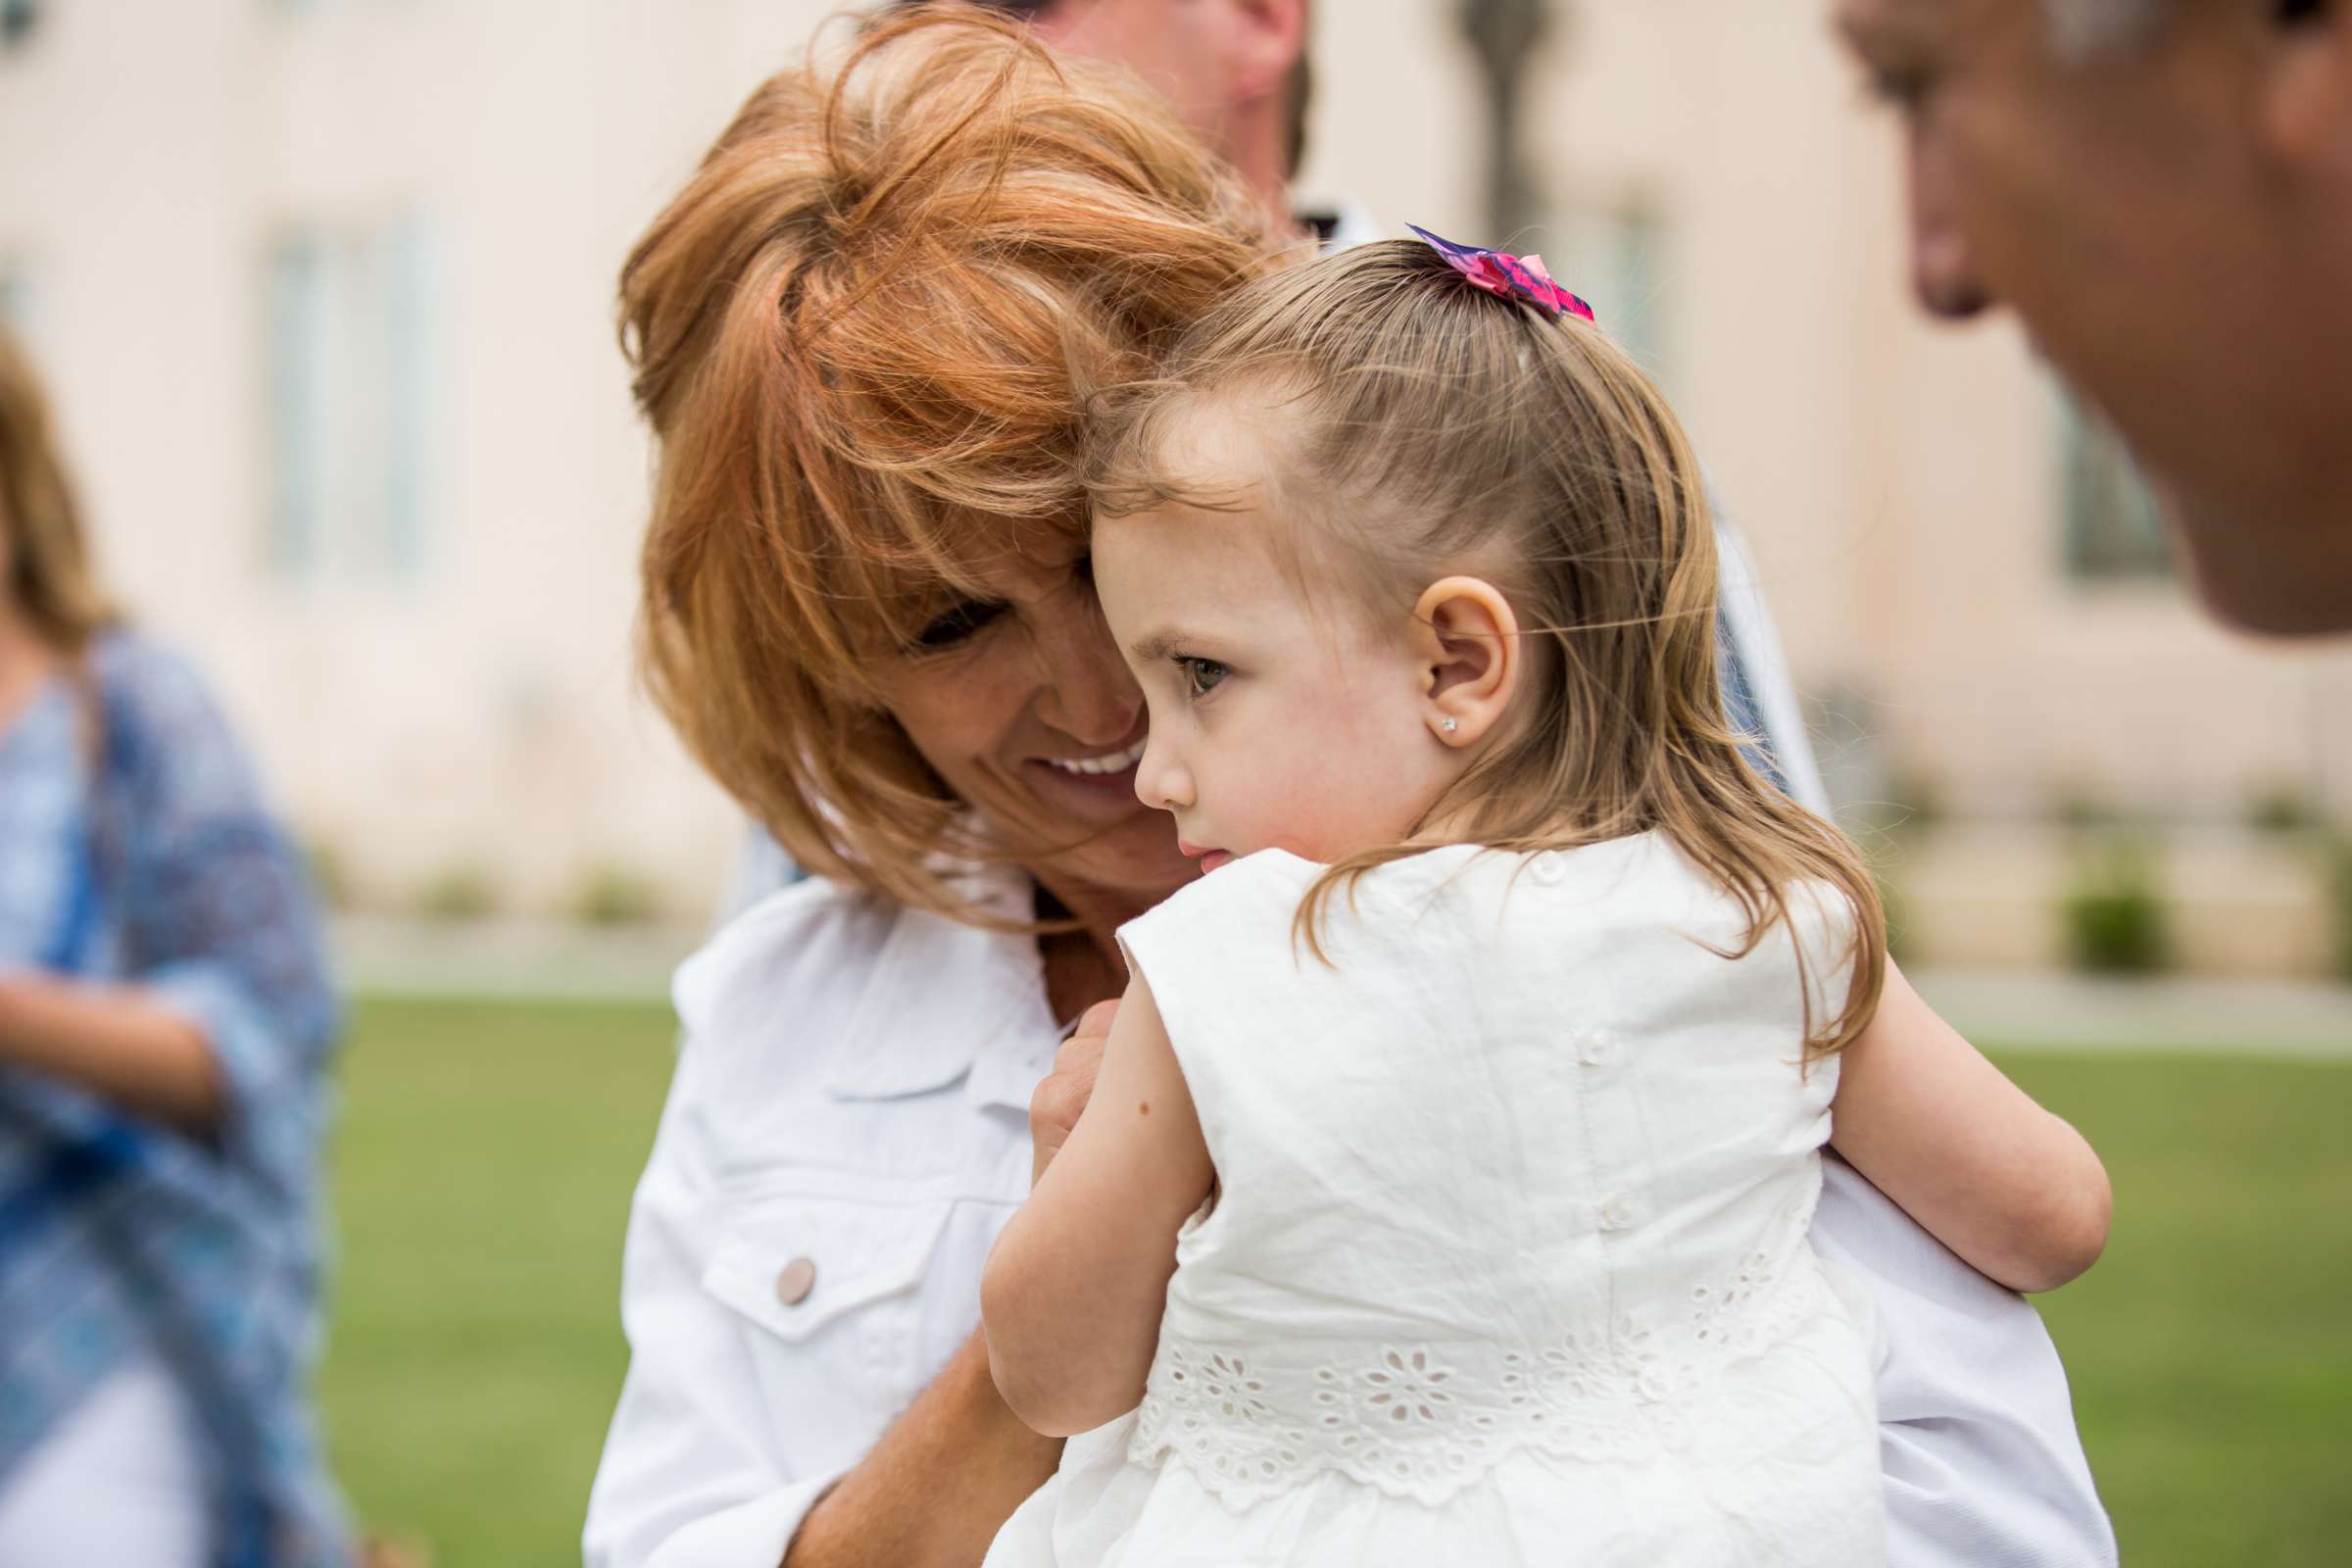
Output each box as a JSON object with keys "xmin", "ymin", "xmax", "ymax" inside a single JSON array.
[{"xmin": 1128, "ymin": 1253, "xmax": 1839, "ymax": 1511}]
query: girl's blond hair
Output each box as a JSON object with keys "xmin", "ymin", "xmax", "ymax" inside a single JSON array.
[
  {"xmin": 0, "ymin": 324, "xmax": 115, "ymax": 653},
  {"xmin": 621, "ymin": 8, "xmax": 1267, "ymax": 919},
  {"xmin": 1091, "ymin": 241, "xmax": 1886, "ymax": 1056}
]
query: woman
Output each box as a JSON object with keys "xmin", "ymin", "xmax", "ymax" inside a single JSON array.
[
  {"xmin": 586, "ymin": 12, "xmax": 2112, "ymax": 1568},
  {"xmin": 0, "ymin": 324, "xmax": 346, "ymax": 1566}
]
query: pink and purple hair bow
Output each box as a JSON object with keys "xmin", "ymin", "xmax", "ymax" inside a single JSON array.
[{"xmin": 1409, "ymin": 224, "xmax": 1596, "ymax": 323}]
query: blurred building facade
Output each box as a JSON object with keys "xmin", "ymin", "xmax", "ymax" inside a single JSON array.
[{"xmin": 5, "ymin": 0, "xmax": 2349, "ymax": 951}]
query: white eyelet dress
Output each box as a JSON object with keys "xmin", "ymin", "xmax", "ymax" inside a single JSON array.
[{"xmin": 984, "ymin": 833, "xmax": 1887, "ymax": 1567}]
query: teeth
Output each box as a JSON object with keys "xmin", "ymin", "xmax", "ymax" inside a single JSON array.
[{"xmin": 1048, "ymin": 738, "xmax": 1148, "ymax": 776}]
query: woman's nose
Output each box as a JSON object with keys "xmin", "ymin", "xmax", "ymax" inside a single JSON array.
[
  {"xmin": 1908, "ymin": 126, "xmax": 1997, "ymax": 320},
  {"xmin": 1031, "ymin": 606, "xmax": 1143, "ymax": 748}
]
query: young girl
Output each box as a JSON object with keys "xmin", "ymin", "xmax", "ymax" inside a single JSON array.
[{"xmin": 978, "ymin": 237, "xmax": 2109, "ymax": 1565}]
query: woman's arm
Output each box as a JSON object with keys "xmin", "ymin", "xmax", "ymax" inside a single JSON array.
[
  {"xmin": 0, "ymin": 973, "xmax": 224, "ymax": 1135},
  {"xmin": 1830, "ymin": 959, "xmax": 2111, "ymax": 1294},
  {"xmin": 3, "ymin": 640, "xmax": 335, "ymax": 1149},
  {"xmin": 982, "ymin": 972, "xmax": 1213, "ymax": 1438},
  {"xmin": 781, "ymin": 1332, "xmax": 1060, "ymax": 1568}
]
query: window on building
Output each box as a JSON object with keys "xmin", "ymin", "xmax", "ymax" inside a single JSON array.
[
  {"xmin": 1561, "ymin": 198, "xmax": 1676, "ymax": 391},
  {"xmin": 1, "ymin": 0, "xmax": 39, "ymax": 53},
  {"xmin": 266, "ymin": 237, "xmax": 329, "ymax": 577},
  {"xmin": 2056, "ymin": 388, "xmax": 2171, "ymax": 583},
  {"xmin": 264, "ymin": 214, "xmax": 439, "ymax": 585},
  {"xmin": 0, "ymin": 258, "xmax": 31, "ymax": 332}
]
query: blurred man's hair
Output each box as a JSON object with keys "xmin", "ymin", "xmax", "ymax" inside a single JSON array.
[
  {"xmin": 2045, "ymin": 0, "xmax": 2171, "ymax": 61},
  {"xmin": 888, "ymin": 0, "xmax": 1313, "ymax": 177}
]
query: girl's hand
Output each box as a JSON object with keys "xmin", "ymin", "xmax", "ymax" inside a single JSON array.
[{"xmin": 1030, "ymin": 1001, "xmax": 1120, "ymax": 1186}]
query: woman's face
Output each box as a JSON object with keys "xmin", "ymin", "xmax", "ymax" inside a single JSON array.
[{"xmin": 869, "ymin": 529, "xmax": 1198, "ymax": 907}]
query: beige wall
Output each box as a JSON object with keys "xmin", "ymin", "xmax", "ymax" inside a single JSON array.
[
  {"xmin": 6, "ymin": 0, "xmax": 2347, "ymax": 923},
  {"xmin": 0, "ymin": 0, "xmax": 859, "ymax": 914},
  {"xmin": 1305, "ymin": 0, "xmax": 2352, "ymax": 827}
]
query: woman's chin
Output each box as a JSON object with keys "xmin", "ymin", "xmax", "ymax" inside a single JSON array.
[{"xmin": 1028, "ymin": 806, "xmax": 1196, "ymax": 903}]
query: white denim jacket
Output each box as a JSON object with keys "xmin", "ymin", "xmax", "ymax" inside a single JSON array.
[{"xmin": 583, "ymin": 848, "xmax": 2116, "ymax": 1568}]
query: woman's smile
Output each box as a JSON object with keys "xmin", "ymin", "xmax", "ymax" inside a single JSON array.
[{"xmin": 1021, "ymin": 734, "xmax": 1151, "ymax": 819}]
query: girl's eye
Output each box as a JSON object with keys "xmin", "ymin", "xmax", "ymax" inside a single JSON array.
[
  {"xmin": 1177, "ymin": 658, "xmax": 1229, "ymax": 699},
  {"xmin": 914, "ymin": 600, "xmax": 1007, "ymax": 651}
]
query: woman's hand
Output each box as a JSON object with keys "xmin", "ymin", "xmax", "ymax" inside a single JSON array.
[
  {"xmin": 1030, "ymin": 1000, "xmax": 1119, "ymax": 1186},
  {"xmin": 989, "ymin": 976, "xmax": 1212, "ymax": 1437}
]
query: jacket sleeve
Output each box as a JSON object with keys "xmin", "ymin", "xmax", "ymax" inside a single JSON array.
[
  {"xmin": 583, "ymin": 1018, "xmax": 850, "ymax": 1568},
  {"xmin": 1813, "ymin": 1157, "xmax": 2118, "ymax": 1568}
]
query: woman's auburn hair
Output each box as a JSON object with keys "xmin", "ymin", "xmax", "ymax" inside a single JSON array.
[
  {"xmin": 0, "ymin": 323, "xmax": 115, "ymax": 654},
  {"xmin": 621, "ymin": 7, "xmax": 1268, "ymax": 918},
  {"xmin": 1089, "ymin": 242, "xmax": 1888, "ymax": 1058}
]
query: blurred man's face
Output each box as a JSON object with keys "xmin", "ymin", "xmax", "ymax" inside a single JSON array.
[
  {"xmin": 1039, "ymin": 0, "xmax": 1242, "ymax": 140},
  {"xmin": 1838, "ymin": 0, "xmax": 2352, "ymax": 635}
]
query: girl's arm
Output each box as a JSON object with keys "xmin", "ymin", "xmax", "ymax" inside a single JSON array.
[
  {"xmin": 982, "ymin": 971, "xmax": 1212, "ymax": 1438},
  {"xmin": 1831, "ymin": 959, "xmax": 2111, "ymax": 1295}
]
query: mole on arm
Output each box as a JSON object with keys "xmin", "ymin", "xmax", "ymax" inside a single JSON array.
[{"xmin": 1139, "ymin": 1101, "xmax": 1151, "ymax": 1116}]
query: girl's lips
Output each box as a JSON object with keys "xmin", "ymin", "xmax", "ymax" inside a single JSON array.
[{"xmin": 1179, "ymin": 841, "xmax": 1234, "ymax": 873}]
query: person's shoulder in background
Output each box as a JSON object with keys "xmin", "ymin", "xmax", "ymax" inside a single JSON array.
[{"xmin": 83, "ymin": 627, "xmax": 264, "ymax": 811}]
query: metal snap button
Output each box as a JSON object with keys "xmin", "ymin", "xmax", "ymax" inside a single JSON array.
[{"xmin": 774, "ymin": 1256, "xmax": 817, "ymax": 1306}]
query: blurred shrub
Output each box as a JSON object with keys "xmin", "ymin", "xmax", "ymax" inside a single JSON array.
[
  {"xmin": 416, "ymin": 864, "xmax": 499, "ymax": 923},
  {"xmin": 2060, "ymin": 839, "xmax": 2170, "ymax": 975},
  {"xmin": 302, "ymin": 836, "xmax": 355, "ymax": 912},
  {"xmin": 1881, "ymin": 768, "xmax": 1945, "ymax": 838},
  {"xmin": 2051, "ymin": 781, "xmax": 2123, "ymax": 833},
  {"xmin": 2245, "ymin": 779, "xmax": 2323, "ymax": 838},
  {"xmin": 570, "ymin": 863, "xmax": 662, "ymax": 927},
  {"xmin": 1876, "ymin": 870, "xmax": 1914, "ymax": 966},
  {"xmin": 2329, "ymin": 838, "xmax": 2352, "ymax": 982}
]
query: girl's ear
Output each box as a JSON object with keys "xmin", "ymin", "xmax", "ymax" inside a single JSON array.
[{"xmin": 1410, "ymin": 576, "xmax": 1520, "ymax": 748}]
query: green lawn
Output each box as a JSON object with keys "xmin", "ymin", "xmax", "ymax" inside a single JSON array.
[
  {"xmin": 2004, "ymin": 1053, "xmax": 2352, "ymax": 1568},
  {"xmin": 318, "ymin": 999, "xmax": 2352, "ymax": 1566},
  {"xmin": 320, "ymin": 998, "xmax": 677, "ymax": 1567}
]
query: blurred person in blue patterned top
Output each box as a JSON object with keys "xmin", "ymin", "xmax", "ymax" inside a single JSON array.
[{"xmin": 0, "ymin": 323, "xmax": 348, "ymax": 1566}]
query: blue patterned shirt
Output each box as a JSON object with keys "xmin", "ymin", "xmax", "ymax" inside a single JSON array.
[{"xmin": 0, "ymin": 631, "xmax": 348, "ymax": 1568}]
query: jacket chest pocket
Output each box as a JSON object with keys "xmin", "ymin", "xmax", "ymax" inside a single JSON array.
[{"xmin": 702, "ymin": 1185, "xmax": 977, "ymax": 1413}]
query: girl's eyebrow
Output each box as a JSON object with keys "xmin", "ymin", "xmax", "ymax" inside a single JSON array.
[{"xmin": 1129, "ymin": 627, "xmax": 1204, "ymax": 662}]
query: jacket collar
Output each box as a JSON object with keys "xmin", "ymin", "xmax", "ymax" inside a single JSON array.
[{"xmin": 821, "ymin": 861, "xmax": 1055, "ymax": 1107}]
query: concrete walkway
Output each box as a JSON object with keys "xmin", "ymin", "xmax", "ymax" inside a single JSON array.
[
  {"xmin": 1910, "ymin": 966, "xmax": 2352, "ymax": 1060},
  {"xmin": 332, "ymin": 918, "xmax": 2352, "ymax": 1059},
  {"xmin": 333, "ymin": 916, "xmax": 701, "ymax": 1004}
]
